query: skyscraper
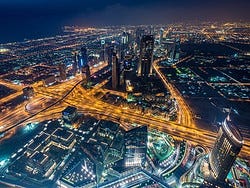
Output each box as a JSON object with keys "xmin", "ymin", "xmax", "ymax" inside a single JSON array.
[
  {"xmin": 81, "ymin": 65, "xmax": 91, "ymax": 82},
  {"xmin": 72, "ymin": 51, "xmax": 78, "ymax": 75},
  {"xmin": 124, "ymin": 125, "xmax": 148, "ymax": 167},
  {"xmin": 111, "ymin": 52, "xmax": 120, "ymax": 89},
  {"xmin": 120, "ymin": 32, "xmax": 129, "ymax": 62},
  {"xmin": 100, "ymin": 40, "xmax": 106, "ymax": 62},
  {"xmin": 209, "ymin": 115, "xmax": 243, "ymax": 181},
  {"xmin": 78, "ymin": 47, "xmax": 88, "ymax": 70},
  {"xmin": 159, "ymin": 28, "xmax": 164, "ymax": 44},
  {"xmin": 137, "ymin": 35, "xmax": 154, "ymax": 77},
  {"xmin": 107, "ymin": 45, "xmax": 115, "ymax": 66},
  {"xmin": 173, "ymin": 39, "xmax": 180, "ymax": 61},
  {"xmin": 121, "ymin": 32, "xmax": 129, "ymax": 45},
  {"xmin": 59, "ymin": 63, "xmax": 67, "ymax": 81},
  {"xmin": 135, "ymin": 28, "xmax": 145, "ymax": 47},
  {"xmin": 78, "ymin": 47, "xmax": 90, "ymax": 82}
]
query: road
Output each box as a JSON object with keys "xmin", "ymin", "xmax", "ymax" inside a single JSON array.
[
  {"xmin": 152, "ymin": 58, "xmax": 195, "ymax": 128},
  {"xmin": 0, "ymin": 59, "xmax": 249, "ymax": 159}
]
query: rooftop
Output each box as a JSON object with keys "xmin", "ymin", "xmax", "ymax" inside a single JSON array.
[
  {"xmin": 62, "ymin": 106, "xmax": 77, "ymax": 115},
  {"xmin": 223, "ymin": 116, "xmax": 243, "ymax": 145},
  {"xmin": 52, "ymin": 128, "xmax": 73, "ymax": 141}
]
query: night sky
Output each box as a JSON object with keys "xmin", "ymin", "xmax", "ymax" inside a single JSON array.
[{"xmin": 0, "ymin": 0, "xmax": 249, "ymax": 43}]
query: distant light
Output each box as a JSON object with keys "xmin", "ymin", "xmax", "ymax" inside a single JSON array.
[
  {"xmin": 0, "ymin": 48, "xmax": 9, "ymax": 53},
  {"xmin": 101, "ymin": 40, "xmax": 105, "ymax": 45}
]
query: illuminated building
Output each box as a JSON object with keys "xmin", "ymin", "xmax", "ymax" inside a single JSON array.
[
  {"xmin": 62, "ymin": 106, "xmax": 78, "ymax": 125},
  {"xmin": 59, "ymin": 63, "xmax": 67, "ymax": 81},
  {"xmin": 164, "ymin": 39, "xmax": 180, "ymax": 62},
  {"xmin": 173, "ymin": 39, "xmax": 180, "ymax": 61},
  {"xmin": 81, "ymin": 65, "xmax": 91, "ymax": 82},
  {"xmin": 23, "ymin": 86, "xmax": 34, "ymax": 99},
  {"xmin": 111, "ymin": 52, "xmax": 120, "ymax": 89},
  {"xmin": 137, "ymin": 35, "xmax": 154, "ymax": 77},
  {"xmin": 100, "ymin": 39, "xmax": 106, "ymax": 62},
  {"xmin": 72, "ymin": 51, "xmax": 78, "ymax": 75},
  {"xmin": 163, "ymin": 39, "xmax": 175, "ymax": 62},
  {"xmin": 26, "ymin": 151, "xmax": 56, "ymax": 178},
  {"xmin": 121, "ymin": 32, "xmax": 129, "ymax": 61},
  {"xmin": 78, "ymin": 47, "xmax": 88, "ymax": 70},
  {"xmin": 124, "ymin": 125, "xmax": 148, "ymax": 167},
  {"xmin": 9, "ymin": 124, "xmax": 76, "ymax": 184},
  {"xmin": 135, "ymin": 28, "xmax": 145, "ymax": 47},
  {"xmin": 77, "ymin": 47, "xmax": 90, "ymax": 82},
  {"xmin": 121, "ymin": 32, "xmax": 129, "ymax": 45},
  {"xmin": 107, "ymin": 45, "xmax": 115, "ymax": 66},
  {"xmin": 159, "ymin": 28, "xmax": 164, "ymax": 44},
  {"xmin": 209, "ymin": 115, "xmax": 243, "ymax": 181},
  {"xmin": 125, "ymin": 80, "xmax": 134, "ymax": 92}
]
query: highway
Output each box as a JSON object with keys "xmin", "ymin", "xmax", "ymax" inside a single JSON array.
[
  {"xmin": 152, "ymin": 58, "xmax": 195, "ymax": 128},
  {"xmin": 0, "ymin": 59, "xmax": 249, "ymax": 160}
]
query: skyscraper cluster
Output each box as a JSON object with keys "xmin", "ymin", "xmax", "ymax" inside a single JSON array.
[{"xmin": 72, "ymin": 46, "xmax": 91, "ymax": 82}]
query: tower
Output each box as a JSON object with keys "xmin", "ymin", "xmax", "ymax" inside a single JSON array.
[
  {"xmin": 59, "ymin": 63, "xmax": 67, "ymax": 81},
  {"xmin": 79, "ymin": 47, "xmax": 90, "ymax": 82},
  {"xmin": 107, "ymin": 45, "xmax": 115, "ymax": 66},
  {"xmin": 100, "ymin": 39, "xmax": 106, "ymax": 62},
  {"xmin": 159, "ymin": 28, "xmax": 164, "ymax": 44},
  {"xmin": 111, "ymin": 52, "xmax": 120, "ymax": 89},
  {"xmin": 174, "ymin": 39, "xmax": 180, "ymax": 61},
  {"xmin": 135, "ymin": 28, "xmax": 145, "ymax": 47},
  {"xmin": 72, "ymin": 51, "xmax": 78, "ymax": 75},
  {"xmin": 137, "ymin": 35, "xmax": 154, "ymax": 77},
  {"xmin": 120, "ymin": 32, "xmax": 129, "ymax": 62},
  {"xmin": 209, "ymin": 115, "xmax": 243, "ymax": 181},
  {"xmin": 81, "ymin": 65, "xmax": 91, "ymax": 82},
  {"xmin": 78, "ymin": 47, "xmax": 88, "ymax": 71}
]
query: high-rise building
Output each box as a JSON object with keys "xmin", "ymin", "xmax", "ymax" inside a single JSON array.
[
  {"xmin": 107, "ymin": 45, "xmax": 115, "ymax": 66},
  {"xmin": 137, "ymin": 35, "xmax": 154, "ymax": 77},
  {"xmin": 159, "ymin": 28, "xmax": 164, "ymax": 44},
  {"xmin": 72, "ymin": 51, "xmax": 78, "ymax": 75},
  {"xmin": 78, "ymin": 47, "xmax": 88, "ymax": 70},
  {"xmin": 124, "ymin": 125, "xmax": 148, "ymax": 167},
  {"xmin": 59, "ymin": 63, "xmax": 67, "ymax": 81},
  {"xmin": 163, "ymin": 39, "xmax": 175, "ymax": 62},
  {"xmin": 136, "ymin": 28, "xmax": 145, "ymax": 47},
  {"xmin": 173, "ymin": 39, "xmax": 180, "ymax": 61},
  {"xmin": 121, "ymin": 32, "xmax": 129, "ymax": 45},
  {"xmin": 111, "ymin": 52, "xmax": 120, "ymax": 89},
  {"xmin": 209, "ymin": 115, "xmax": 243, "ymax": 181},
  {"xmin": 81, "ymin": 65, "xmax": 91, "ymax": 82},
  {"xmin": 100, "ymin": 40, "xmax": 106, "ymax": 62},
  {"xmin": 148, "ymin": 25, "xmax": 154, "ymax": 35},
  {"xmin": 77, "ymin": 47, "xmax": 91, "ymax": 82},
  {"xmin": 120, "ymin": 32, "xmax": 129, "ymax": 62}
]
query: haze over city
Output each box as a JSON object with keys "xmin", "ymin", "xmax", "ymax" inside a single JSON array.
[{"xmin": 0, "ymin": 0, "xmax": 250, "ymax": 42}]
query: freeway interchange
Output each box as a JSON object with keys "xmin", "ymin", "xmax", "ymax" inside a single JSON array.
[{"xmin": 0, "ymin": 59, "xmax": 249, "ymax": 160}]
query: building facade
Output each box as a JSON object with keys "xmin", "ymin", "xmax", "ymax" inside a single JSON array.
[
  {"xmin": 137, "ymin": 35, "xmax": 154, "ymax": 77},
  {"xmin": 209, "ymin": 115, "xmax": 243, "ymax": 181}
]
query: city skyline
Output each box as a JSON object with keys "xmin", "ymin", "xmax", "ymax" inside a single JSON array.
[{"xmin": 0, "ymin": 1, "xmax": 249, "ymax": 187}]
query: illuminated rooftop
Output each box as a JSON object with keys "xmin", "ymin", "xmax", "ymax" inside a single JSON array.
[{"xmin": 223, "ymin": 116, "xmax": 243, "ymax": 145}]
